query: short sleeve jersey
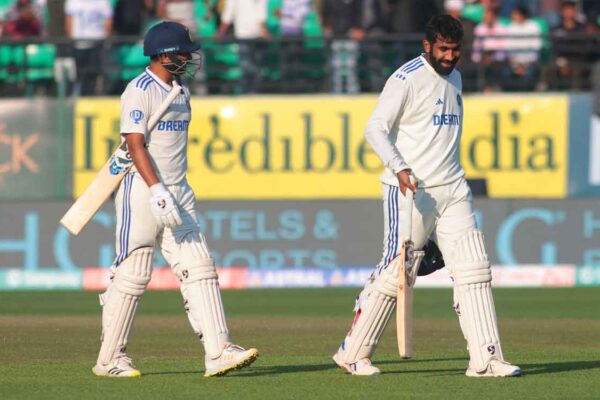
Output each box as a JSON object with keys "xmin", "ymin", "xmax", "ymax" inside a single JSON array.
[
  {"xmin": 364, "ymin": 55, "xmax": 465, "ymax": 188},
  {"xmin": 120, "ymin": 68, "xmax": 191, "ymax": 186}
]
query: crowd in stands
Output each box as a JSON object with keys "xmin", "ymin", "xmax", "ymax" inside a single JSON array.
[{"xmin": 0, "ymin": 0, "xmax": 598, "ymax": 95}]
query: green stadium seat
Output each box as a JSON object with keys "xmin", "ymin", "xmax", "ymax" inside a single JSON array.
[
  {"xmin": 116, "ymin": 43, "xmax": 148, "ymax": 81},
  {"xmin": 0, "ymin": 45, "xmax": 26, "ymax": 83},
  {"xmin": 205, "ymin": 42, "xmax": 242, "ymax": 83},
  {"xmin": 25, "ymin": 44, "xmax": 55, "ymax": 81}
]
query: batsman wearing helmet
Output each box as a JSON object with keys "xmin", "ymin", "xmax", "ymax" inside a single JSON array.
[
  {"xmin": 332, "ymin": 15, "xmax": 520, "ymax": 378},
  {"xmin": 92, "ymin": 21, "xmax": 258, "ymax": 378}
]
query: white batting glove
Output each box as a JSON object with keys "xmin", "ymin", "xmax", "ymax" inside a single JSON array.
[{"xmin": 149, "ymin": 183, "xmax": 182, "ymax": 228}]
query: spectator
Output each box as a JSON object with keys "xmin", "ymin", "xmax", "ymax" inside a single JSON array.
[
  {"xmin": 321, "ymin": 0, "xmax": 363, "ymax": 94},
  {"xmin": 216, "ymin": 0, "xmax": 269, "ymax": 93},
  {"xmin": 4, "ymin": 0, "xmax": 43, "ymax": 39},
  {"xmin": 65, "ymin": 0, "xmax": 113, "ymax": 96},
  {"xmin": 360, "ymin": 0, "xmax": 390, "ymax": 91},
  {"xmin": 216, "ymin": 0, "xmax": 269, "ymax": 39},
  {"xmin": 279, "ymin": 0, "xmax": 312, "ymax": 37},
  {"xmin": 444, "ymin": 0, "xmax": 475, "ymax": 65},
  {"xmin": 157, "ymin": 0, "xmax": 196, "ymax": 33},
  {"xmin": 504, "ymin": 5, "xmax": 542, "ymax": 89},
  {"xmin": 472, "ymin": 7, "xmax": 509, "ymax": 91},
  {"xmin": 387, "ymin": 0, "xmax": 441, "ymax": 70},
  {"xmin": 46, "ymin": 0, "xmax": 66, "ymax": 38},
  {"xmin": 388, "ymin": 0, "xmax": 440, "ymax": 35},
  {"xmin": 276, "ymin": 0, "xmax": 312, "ymax": 90},
  {"xmin": 551, "ymin": 0, "xmax": 586, "ymax": 89},
  {"xmin": 113, "ymin": 0, "xmax": 154, "ymax": 36}
]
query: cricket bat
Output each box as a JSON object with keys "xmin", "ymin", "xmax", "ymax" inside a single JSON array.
[
  {"xmin": 60, "ymin": 80, "xmax": 182, "ymax": 235},
  {"xmin": 396, "ymin": 180, "xmax": 415, "ymax": 359}
]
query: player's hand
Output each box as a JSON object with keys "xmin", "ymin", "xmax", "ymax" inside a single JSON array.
[
  {"xmin": 149, "ymin": 183, "xmax": 182, "ymax": 228},
  {"xmin": 396, "ymin": 169, "xmax": 418, "ymax": 198}
]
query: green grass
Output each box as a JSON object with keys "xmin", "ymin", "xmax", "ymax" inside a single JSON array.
[{"xmin": 1, "ymin": 288, "xmax": 600, "ymax": 399}]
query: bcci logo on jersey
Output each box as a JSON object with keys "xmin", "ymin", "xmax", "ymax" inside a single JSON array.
[{"xmin": 130, "ymin": 109, "xmax": 144, "ymax": 125}]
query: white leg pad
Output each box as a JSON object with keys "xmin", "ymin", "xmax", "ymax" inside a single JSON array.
[
  {"xmin": 338, "ymin": 286, "xmax": 395, "ymax": 364},
  {"xmin": 450, "ymin": 231, "xmax": 503, "ymax": 372},
  {"xmin": 337, "ymin": 258, "xmax": 402, "ymax": 364},
  {"xmin": 173, "ymin": 241, "xmax": 229, "ymax": 360},
  {"xmin": 97, "ymin": 247, "xmax": 153, "ymax": 365}
]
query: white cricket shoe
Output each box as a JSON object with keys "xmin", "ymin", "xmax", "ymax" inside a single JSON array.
[
  {"xmin": 333, "ymin": 352, "xmax": 381, "ymax": 376},
  {"xmin": 466, "ymin": 359, "xmax": 521, "ymax": 377},
  {"xmin": 92, "ymin": 355, "xmax": 141, "ymax": 378},
  {"xmin": 204, "ymin": 344, "xmax": 259, "ymax": 377}
]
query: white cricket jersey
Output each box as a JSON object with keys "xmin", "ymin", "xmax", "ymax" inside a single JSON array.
[
  {"xmin": 120, "ymin": 68, "xmax": 191, "ymax": 186},
  {"xmin": 364, "ymin": 54, "xmax": 465, "ymax": 188}
]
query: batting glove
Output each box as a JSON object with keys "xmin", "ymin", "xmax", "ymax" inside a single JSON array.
[{"xmin": 149, "ymin": 183, "xmax": 182, "ymax": 228}]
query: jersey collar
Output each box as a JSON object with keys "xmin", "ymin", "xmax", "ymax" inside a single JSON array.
[
  {"xmin": 420, "ymin": 54, "xmax": 439, "ymax": 77},
  {"xmin": 144, "ymin": 67, "xmax": 173, "ymax": 92}
]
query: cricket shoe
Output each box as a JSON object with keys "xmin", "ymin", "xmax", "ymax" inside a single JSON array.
[
  {"xmin": 204, "ymin": 344, "xmax": 259, "ymax": 377},
  {"xmin": 466, "ymin": 359, "xmax": 521, "ymax": 377},
  {"xmin": 92, "ymin": 355, "xmax": 141, "ymax": 378},
  {"xmin": 332, "ymin": 352, "xmax": 381, "ymax": 376}
]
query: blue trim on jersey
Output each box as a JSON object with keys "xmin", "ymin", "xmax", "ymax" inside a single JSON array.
[
  {"xmin": 115, "ymin": 173, "xmax": 133, "ymax": 266},
  {"xmin": 136, "ymin": 74, "xmax": 151, "ymax": 89},
  {"xmin": 404, "ymin": 62, "xmax": 424, "ymax": 74},
  {"xmin": 401, "ymin": 58, "xmax": 421, "ymax": 72},
  {"xmin": 142, "ymin": 77, "xmax": 153, "ymax": 91}
]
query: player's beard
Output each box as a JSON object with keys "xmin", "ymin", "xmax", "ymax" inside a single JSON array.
[{"xmin": 427, "ymin": 52, "xmax": 457, "ymax": 76}]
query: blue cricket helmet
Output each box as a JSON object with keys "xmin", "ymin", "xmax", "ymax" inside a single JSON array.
[{"xmin": 143, "ymin": 21, "xmax": 201, "ymax": 56}]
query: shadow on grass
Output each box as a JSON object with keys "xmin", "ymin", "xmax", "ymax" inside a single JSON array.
[
  {"xmin": 522, "ymin": 360, "xmax": 600, "ymax": 376},
  {"xmin": 377, "ymin": 357, "xmax": 467, "ymax": 365},
  {"xmin": 143, "ymin": 363, "xmax": 335, "ymax": 378},
  {"xmin": 143, "ymin": 357, "xmax": 469, "ymax": 378}
]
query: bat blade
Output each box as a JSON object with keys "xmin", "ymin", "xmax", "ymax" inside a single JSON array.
[
  {"xmin": 396, "ymin": 239, "xmax": 414, "ymax": 359},
  {"xmin": 59, "ymin": 161, "xmax": 128, "ymax": 235}
]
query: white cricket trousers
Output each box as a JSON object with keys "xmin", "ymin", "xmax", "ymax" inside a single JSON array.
[
  {"xmin": 113, "ymin": 172, "xmax": 210, "ymax": 267},
  {"xmin": 376, "ymin": 177, "xmax": 477, "ymax": 274}
]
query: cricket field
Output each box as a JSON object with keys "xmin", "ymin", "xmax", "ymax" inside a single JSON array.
[{"xmin": 1, "ymin": 288, "xmax": 599, "ymax": 399}]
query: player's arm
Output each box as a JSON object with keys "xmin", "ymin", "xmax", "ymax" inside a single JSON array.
[
  {"xmin": 364, "ymin": 75, "xmax": 418, "ymax": 195},
  {"xmin": 124, "ymin": 133, "xmax": 159, "ymax": 187}
]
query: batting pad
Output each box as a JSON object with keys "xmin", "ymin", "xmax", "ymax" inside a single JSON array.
[
  {"xmin": 338, "ymin": 285, "xmax": 395, "ymax": 364},
  {"xmin": 97, "ymin": 247, "xmax": 153, "ymax": 365},
  {"xmin": 451, "ymin": 231, "xmax": 503, "ymax": 372},
  {"xmin": 173, "ymin": 247, "xmax": 229, "ymax": 360}
]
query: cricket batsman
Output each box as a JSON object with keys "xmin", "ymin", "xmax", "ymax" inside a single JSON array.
[
  {"xmin": 332, "ymin": 14, "xmax": 521, "ymax": 378},
  {"xmin": 92, "ymin": 21, "xmax": 258, "ymax": 378}
]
